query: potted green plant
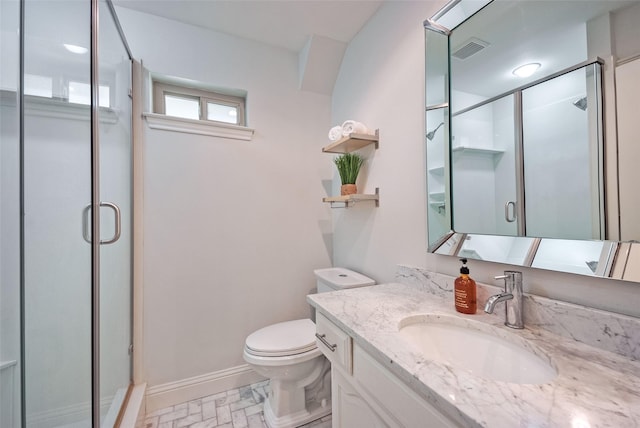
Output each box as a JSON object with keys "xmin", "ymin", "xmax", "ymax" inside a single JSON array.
[{"xmin": 334, "ymin": 153, "xmax": 364, "ymax": 195}]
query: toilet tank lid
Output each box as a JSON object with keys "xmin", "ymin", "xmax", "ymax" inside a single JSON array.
[
  {"xmin": 313, "ymin": 267, "xmax": 375, "ymax": 289},
  {"xmin": 245, "ymin": 319, "xmax": 316, "ymax": 355}
]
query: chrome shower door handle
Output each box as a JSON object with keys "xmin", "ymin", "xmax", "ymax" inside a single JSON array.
[
  {"xmin": 82, "ymin": 202, "xmax": 122, "ymax": 244},
  {"xmin": 82, "ymin": 204, "xmax": 92, "ymax": 243},
  {"xmin": 505, "ymin": 201, "xmax": 517, "ymax": 223},
  {"xmin": 100, "ymin": 202, "xmax": 121, "ymax": 244}
]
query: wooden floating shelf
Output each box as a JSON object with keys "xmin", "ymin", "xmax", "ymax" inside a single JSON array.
[
  {"xmin": 323, "ymin": 188, "xmax": 380, "ymax": 208},
  {"xmin": 322, "ymin": 129, "xmax": 379, "ymax": 154}
]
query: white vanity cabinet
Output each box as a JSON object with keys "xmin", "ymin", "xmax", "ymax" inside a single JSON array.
[{"xmin": 315, "ymin": 313, "xmax": 461, "ymax": 428}]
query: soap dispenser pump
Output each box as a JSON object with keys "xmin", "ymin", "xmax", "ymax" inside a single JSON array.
[{"xmin": 455, "ymin": 258, "xmax": 477, "ymax": 314}]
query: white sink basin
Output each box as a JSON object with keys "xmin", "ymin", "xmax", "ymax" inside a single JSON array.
[{"xmin": 398, "ymin": 314, "xmax": 558, "ymax": 384}]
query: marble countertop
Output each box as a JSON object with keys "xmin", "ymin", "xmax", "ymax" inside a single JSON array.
[{"xmin": 307, "ymin": 282, "xmax": 640, "ymax": 428}]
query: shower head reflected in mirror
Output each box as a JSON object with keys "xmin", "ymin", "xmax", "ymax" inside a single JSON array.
[
  {"xmin": 573, "ymin": 96, "xmax": 587, "ymax": 111},
  {"xmin": 427, "ymin": 122, "xmax": 445, "ymax": 141}
]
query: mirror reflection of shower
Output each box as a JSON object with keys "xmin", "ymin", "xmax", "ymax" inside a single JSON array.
[
  {"xmin": 427, "ymin": 122, "xmax": 445, "ymax": 140},
  {"xmin": 573, "ymin": 96, "xmax": 587, "ymax": 111}
]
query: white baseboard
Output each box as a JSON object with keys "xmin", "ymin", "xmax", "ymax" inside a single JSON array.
[
  {"xmin": 1, "ymin": 361, "xmax": 18, "ymax": 428},
  {"xmin": 145, "ymin": 365, "xmax": 265, "ymax": 414},
  {"xmin": 26, "ymin": 395, "xmax": 113, "ymax": 428}
]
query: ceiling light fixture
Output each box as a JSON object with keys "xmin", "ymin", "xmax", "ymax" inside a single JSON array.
[
  {"xmin": 64, "ymin": 44, "xmax": 88, "ymax": 54},
  {"xmin": 512, "ymin": 62, "xmax": 540, "ymax": 78}
]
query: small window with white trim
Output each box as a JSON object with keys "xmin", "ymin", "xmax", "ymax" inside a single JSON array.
[{"xmin": 153, "ymin": 81, "xmax": 246, "ymax": 126}]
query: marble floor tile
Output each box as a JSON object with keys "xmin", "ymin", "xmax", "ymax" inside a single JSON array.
[{"xmin": 142, "ymin": 380, "xmax": 331, "ymax": 428}]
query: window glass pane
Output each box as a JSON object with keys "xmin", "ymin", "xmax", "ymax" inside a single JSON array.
[
  {"xmin": 68, "ymin": 81, "xmax": 110, "ymax": 107},
  {"xmin": 68, "ymin": 81, "xmax": 90, "ymax": 105},
  {"xmin": 99, "ymin": 85, "xmax": 110, "ymax": 108},
  {"xmin": 207, "ymin": 102, "xmax": 238, "ymax": 124},
  {"xmin": 24, "ymin": 74, "xmax": 52, "ymax": 98},
  {"xmin": 165, "ymin": 94, "xmax": 199, "ymax": 120}
]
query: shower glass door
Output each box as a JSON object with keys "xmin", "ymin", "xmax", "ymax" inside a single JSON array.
[
  {"xmin": 22, "ymin": 0, "xmax": 132, "ymax": 426},
  {"xmin": 23, "ymin": 1, "xmax": 93, "ymax": 426},
  {"xmin": 521, "ymin": 64, "xmax": 604, "ymax": 240},
  {"xmin": 98, "ymin": 0, "xmax": 133, "ymax": 424},
  {"xmin": 1, "ymin": 1, "xmax": 22, "ymax": 427}
]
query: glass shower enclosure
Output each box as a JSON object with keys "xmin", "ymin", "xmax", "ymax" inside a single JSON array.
[
  {"xmin": 450, "ymin": 63, "xmax": 604, "ymax": 240},
  {"xmin": 1, "ymin": 0, "xmax": 133, "ymax": 426}
]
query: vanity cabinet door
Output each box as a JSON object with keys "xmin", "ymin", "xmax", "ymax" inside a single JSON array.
[
  {"xmin": 332, "ymin": 366, "xmax": 390, "ymax": 428},
  {"xmin": 353, "ymin": 344, "xmax": 461, "ymax": 428},
  {"xmin": 315, "ymin": 313, "xmax": 461, "ymax": 427}
]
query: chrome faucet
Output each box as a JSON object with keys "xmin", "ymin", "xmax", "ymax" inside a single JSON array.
[{"xmin": 484, "ymin": 271, "xmax": 524, "ymax": 329}]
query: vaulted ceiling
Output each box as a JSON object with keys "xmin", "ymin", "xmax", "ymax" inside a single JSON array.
[{"xmin": 112, "ymin": 0, "xmax": 384, "ymax": 53}]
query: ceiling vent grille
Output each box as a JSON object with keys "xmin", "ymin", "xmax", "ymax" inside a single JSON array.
[{"xmin": 452, "ymin": 38, "xmax": 489, "ymax": 60}]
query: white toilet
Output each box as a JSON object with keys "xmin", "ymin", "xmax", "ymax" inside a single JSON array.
[{"xmin": 243, "ymin": 267, "xmax": 375, "ymax": 428}]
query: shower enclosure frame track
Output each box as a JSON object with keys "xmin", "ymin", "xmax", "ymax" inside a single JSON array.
[{"xmin": 451, "ymin": 57, "xmax": 605, "ymax": 117}]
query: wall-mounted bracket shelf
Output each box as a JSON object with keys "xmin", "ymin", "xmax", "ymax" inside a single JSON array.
[
  {"xmin": 428, "ymin": 166, "xmax": 445, "ymax": 175},
  {"xmin": 452, "ymin": 146, "xmax": 504, "ymax": 156},
  {"xmin": 322, "ymin": 129, "xmax": 379, "ymax": 153},
  {"xmin": 428, "ymin": 191, "xmax": 445, "ymax": 201},
  {"xmin": 323, "ymin": 188, "xmax": 379, "ymax": 208}
]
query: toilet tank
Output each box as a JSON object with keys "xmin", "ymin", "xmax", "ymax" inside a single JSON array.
[{"xmin": 313, "ymin": 268, "xmax": 375, "ymax": 293}]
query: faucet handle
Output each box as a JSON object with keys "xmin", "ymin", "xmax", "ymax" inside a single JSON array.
[
  {"xmin": 494, "ymin": 274, "xmax": 509, "ymax": 291},
  {"xmin": 495, "ymin": 271, "xmax": 523, "ymax": 293}
]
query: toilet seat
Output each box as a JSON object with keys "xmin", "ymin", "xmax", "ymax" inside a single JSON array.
[{"xmin": 245, "ymin": 319, "xmax": 317, "ymax": 357}]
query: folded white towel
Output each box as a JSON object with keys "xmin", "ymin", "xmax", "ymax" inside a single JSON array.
[
  {"xmin": 328, "ymin": 125, "xmax": 343, "ymax": 142},
  {"xmin": 341, "ymin": 120, "xmax": 369, "ymax": 136}
]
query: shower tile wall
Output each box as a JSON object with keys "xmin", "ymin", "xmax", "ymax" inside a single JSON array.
[{"xmin": 144, "ymin": 381, "xmax": 331, "ymax": 428}]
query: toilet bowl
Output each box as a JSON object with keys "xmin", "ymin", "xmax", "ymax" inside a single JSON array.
[{"xmin": 243, "ymin": 268, "xmax": 375, "ymax": 428}]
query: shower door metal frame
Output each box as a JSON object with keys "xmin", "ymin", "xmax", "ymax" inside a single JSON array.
[
  {"xmin": 18, "ymin": 0, "xmax": 25, "ymax": 424},
  {"xmin": 92, "ymin": 0, "xmax": 135, "ymax": 426},
  {"xmin": 90, "ymin": 3, "xmax": 102, "ymax": 425}
]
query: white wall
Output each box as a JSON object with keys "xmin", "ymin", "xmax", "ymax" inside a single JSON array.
[
  {"xmin": 616, "ymin": 58, "xmax": 640, "ymax": 242},
  {"xmin": 331, "ymin": 1, "xmax": 444, "ymax": 282},
  {"xmin": 613, "ymin": 2, "xmax": 640, "ymax": 242},
  {"xmin": 115, "ymin": 8, "xmax": 333, "ymax": 387},
  {"xmin": 331, "ymin": 0, "xmax": 640, "ymax": 318}
]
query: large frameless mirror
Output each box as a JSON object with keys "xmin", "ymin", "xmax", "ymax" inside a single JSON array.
[{"xmin": 425, "ymin": 0, "xmax": 640, "ymax": 281}]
